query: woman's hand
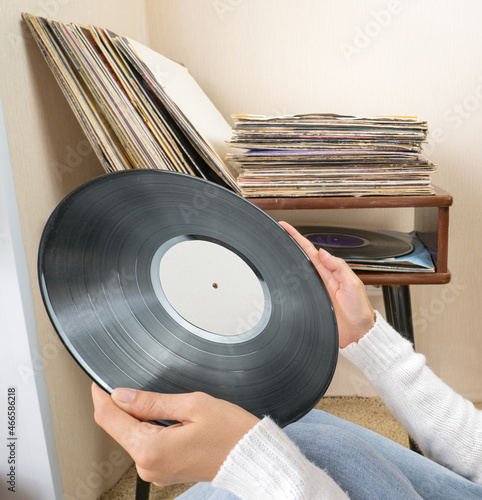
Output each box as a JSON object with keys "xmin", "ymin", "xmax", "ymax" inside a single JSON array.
[
  {"xmin": 92, "ymin": 384, "xmax": 260, "ymax": 486},
  {"xmin": 279, "ymin": 221, "xmax": 376, "ymax": 348}
]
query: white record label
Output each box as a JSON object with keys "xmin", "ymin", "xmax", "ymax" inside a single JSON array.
[{"xmin": 159, "ymin": 240, "xmax": 265, "ymax": 336}]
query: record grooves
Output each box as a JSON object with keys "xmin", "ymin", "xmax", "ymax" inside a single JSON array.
[{"xmin": 38, "ymin": 170, "xmax": 338, "ymax": 426}]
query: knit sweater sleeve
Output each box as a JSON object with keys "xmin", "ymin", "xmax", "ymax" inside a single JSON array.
[
  {"xmin": 341, "ymin": 311, "xmax": 482, "ymax": 484},
  {"xmin": 212, "ymin": 417, "xmax": 349, "ymax": 499}
]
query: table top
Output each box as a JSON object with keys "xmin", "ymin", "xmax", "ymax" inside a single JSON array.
[{"xmin": 248, "ymin": 186, "xmax": 453, "ymax": 211}]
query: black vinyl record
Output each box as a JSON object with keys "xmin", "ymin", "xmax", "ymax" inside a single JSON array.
[
  {"xmin": 298, "ymin": 226, "xmax": 414, "ymax": 260},
  {"xmin": 38, "ymin": 170, "xmax": 338, "ymax": 427}
]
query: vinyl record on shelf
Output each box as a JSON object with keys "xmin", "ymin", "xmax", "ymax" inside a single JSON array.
[
  {"xmin": 38, "ymin": 170, "xmax": 338, "ymax": 427},
  {"xmin": 298, "ymin": 226, "xmax": 414, "ymax": 260}
]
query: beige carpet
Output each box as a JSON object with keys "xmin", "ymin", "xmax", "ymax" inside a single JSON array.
[{"xmin": 99, "ymin": 396, "xmax": 412, "ymax": 500}]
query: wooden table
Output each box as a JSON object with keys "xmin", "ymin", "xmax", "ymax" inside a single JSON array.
[{"xmin": 249, "ymin": 185, "xmax": 452, "ymax": 285}]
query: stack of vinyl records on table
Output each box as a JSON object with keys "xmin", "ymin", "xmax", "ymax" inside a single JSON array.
[
  {"xmin": 23, "ymin": 13, "xmax": 436, "ymax": 200},
  {"xmin": 227, "ymin": 114, "xmax": 437, "ymax": 197}
]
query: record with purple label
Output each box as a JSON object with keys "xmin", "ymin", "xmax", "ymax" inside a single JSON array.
[{"xmin": 298, "ymin": 226, "xmax": 414, "ymax": 259}]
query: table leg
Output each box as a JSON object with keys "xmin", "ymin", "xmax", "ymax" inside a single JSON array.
[
  {"xmin": 136, "ymin": 473, "xmax": 151, "ymax": 500},
  {"xmin": 381, "ymin": 285, "xmax": 414, "ymax": 344},
  {"xmin": 381, "ymin": 285, "xmax": 422, "ymax": 454}
]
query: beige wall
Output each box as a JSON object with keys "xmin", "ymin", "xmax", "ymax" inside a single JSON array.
[{"xmin": 2, "ymin": 0, "xmax": 482, "ymax": 498}]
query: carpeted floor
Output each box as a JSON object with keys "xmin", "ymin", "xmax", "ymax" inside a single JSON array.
[{"xmin": 99, "ymin": 396, "xmax": 413, "ymax": 500}]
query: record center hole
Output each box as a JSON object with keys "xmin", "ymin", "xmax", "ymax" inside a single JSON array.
[{"xmin": 212, "ymin": 283, "xmax": 219, "ymax": 289}]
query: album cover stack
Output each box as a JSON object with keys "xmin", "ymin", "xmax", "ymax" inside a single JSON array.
[
  {"xmin": 22, "ymin": 13, "xmax": 239, "ymax": 192},
  {"xmin": 227, "ymin": 114, "xmax": 436, "ymax": 197},
  {"xmin": 23, "ymin": 13, "xmax": 436, "ymax": 199}
]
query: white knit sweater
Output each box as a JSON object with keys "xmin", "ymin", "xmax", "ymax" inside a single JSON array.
[{"xmin": 213, "ymin": 312, "xmax": 482, "ymax": 499}]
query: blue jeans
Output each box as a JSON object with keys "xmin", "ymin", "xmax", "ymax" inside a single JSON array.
[{"xmin": 177, "ymin": 409, "xmax": 482, "ymax": 499}]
